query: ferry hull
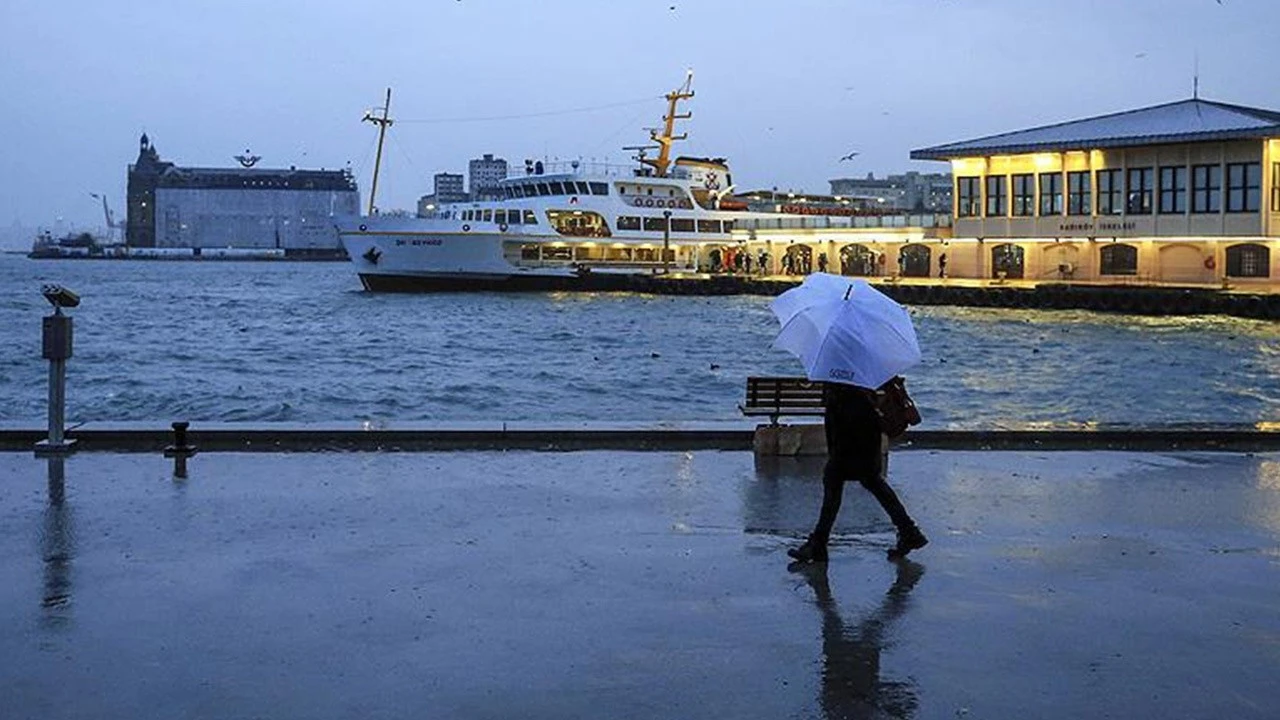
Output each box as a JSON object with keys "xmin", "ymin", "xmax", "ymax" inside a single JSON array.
[{"xmin": 357, "ymin": 271, "xmax": 703, "ymax": 294}]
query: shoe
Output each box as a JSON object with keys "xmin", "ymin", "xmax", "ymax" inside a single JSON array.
[
  {"xmin": 887, "ymin": 527, "xmax": 928, "ymax": 560},
  {"xmin": 787, "ymin": 535, "xmax": 828, "ymax": 563}
]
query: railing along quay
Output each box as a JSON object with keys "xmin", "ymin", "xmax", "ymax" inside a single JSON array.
[{"xmin": 4, "ymin": 422, "xmax": 1280, "ymax": 453}]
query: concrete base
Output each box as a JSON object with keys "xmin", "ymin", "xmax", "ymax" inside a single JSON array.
[{"xmin": 753, "ymin": 422, "xmax": 827, "ymax": 456}]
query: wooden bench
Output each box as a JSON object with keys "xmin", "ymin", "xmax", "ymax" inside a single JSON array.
[{"xmin": 739, "ymin": 376, "xmax": 825, "ymax": 425}]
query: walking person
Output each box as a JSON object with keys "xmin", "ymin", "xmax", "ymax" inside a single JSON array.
[{"xmin": 788, "ymin": 382, "xmax": 928, "ymax": 563}]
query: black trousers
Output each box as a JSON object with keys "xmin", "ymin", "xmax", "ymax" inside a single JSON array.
[{"xmin": 812, "ymin": 385, "xmax": 916, "ymax": 543}]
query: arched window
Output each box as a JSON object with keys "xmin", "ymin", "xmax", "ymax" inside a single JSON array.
[
  {"xmin": 991, "ymin": 243, "xmax": 1024, "ymax": 279},
  {"xmin": 898, "ymin": 244, "xmax": 932, "ymax": 278},
  {"xmin": 838, "ymin": 244, "xmax": 878, "ymax": 276},
  {"xmin": 784, "ymin": 244, "xmax": 813, "ymax": 275},
  {"xmin": 1226, "ymin": 243, "xmax": 1270, "ymax": 277},
  {"xmin": 1099, "ymin": 244, "xmax": 1138, "ymax": 275}
]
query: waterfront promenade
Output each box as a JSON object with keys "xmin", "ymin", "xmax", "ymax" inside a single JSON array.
[{"xmin": 3, "ymin": 447, "xmax": 1277, "ymax": 718}]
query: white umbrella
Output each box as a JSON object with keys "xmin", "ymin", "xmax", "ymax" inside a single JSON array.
[{"xmin": 770, "ymin": 273, "xmax": 921, "ymax": 389}]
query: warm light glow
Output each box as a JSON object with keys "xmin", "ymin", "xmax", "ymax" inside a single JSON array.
[{"xmin": 952, "ymin": 158, "xmax": 985, "ymax": 174}]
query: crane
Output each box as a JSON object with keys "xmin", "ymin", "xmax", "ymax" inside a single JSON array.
[{"xmin": 89, "ymin": 193, "xmax": 121, "ymax": 242}]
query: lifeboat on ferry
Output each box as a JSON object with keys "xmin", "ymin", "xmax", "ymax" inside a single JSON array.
[{"xmin": 717, "ymin": 197, "xmax": 749, "ymax": 211}]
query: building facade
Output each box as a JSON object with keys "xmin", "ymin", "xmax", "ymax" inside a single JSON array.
[
  {"xmin": 126, "ymin": 134, "xmax": 360, "ymax": 254},
  {"xmin": 416, "ymin": 173, "xmax": 467, "ymax": 217},
  {"xmin": 469, "ymin": 154, "xmax": 508, "ymax": 201},
  {"xmin": 909, "ymin": 98, "xmax": 1280, "ymax": 285},
  {"xmin": 828, "ymin": 172, "xmax": 952, "ymax": 213}
]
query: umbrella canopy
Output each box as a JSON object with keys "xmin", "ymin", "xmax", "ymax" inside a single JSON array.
[{"xmin": 770, "ymin": 274, "xmax": 921, "ymax": 389}]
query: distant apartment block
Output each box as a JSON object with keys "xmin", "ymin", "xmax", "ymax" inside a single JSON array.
[
  {"xmin": 469, "ymin": 153, "xmax": 508, "ymax": 201},
  {"xmin": 417, "ymin": 172, "xmax": 467, "ymax": 216},
  {"xmin": 829, "ymin": 171, "xmax": 952, "ymax": 212}
]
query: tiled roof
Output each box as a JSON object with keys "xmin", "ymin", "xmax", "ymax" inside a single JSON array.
[{"xmin": 911, "ymin": 98, "xmax": 1280, "ymax": 160}]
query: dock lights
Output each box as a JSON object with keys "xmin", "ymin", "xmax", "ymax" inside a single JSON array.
[{"xmin": 35, "ymin": 285, "xmax": 78, "ymax": 457}]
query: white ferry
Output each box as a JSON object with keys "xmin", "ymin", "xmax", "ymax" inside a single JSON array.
[{"xmin": 337, "ymin": 76, "xmax": 786, "ymax": 292}]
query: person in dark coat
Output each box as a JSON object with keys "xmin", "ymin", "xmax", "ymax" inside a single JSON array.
[{"xmin": 788, "ymin": 382, "xmax": 927, "ymax": 563}]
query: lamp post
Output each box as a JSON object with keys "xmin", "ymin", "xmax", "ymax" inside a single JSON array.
[{"xmin": 662, "ymin": 209, "xmax": 672, "ymax": 274}]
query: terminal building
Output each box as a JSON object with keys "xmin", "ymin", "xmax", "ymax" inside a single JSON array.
[
  {"xmin": 732, "ymin": 97, "xmax": 1280, "ymax": 287},
  {"xmin": 126, "ymin": 134, "xmax": 360, "ymax": 257}
]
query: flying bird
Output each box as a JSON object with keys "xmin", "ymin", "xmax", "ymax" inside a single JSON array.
[{"xmin": 839, "ymin": 151, "xmax": 860, "ymax": 162}]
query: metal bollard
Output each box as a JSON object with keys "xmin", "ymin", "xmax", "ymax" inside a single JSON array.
[
  {"xmin": 34, "ymin": 285, "xmax": 80, "ymax": 457},
  {"xmin": 163, "ymin": 421, "xmax": 198, "ymax": 479}
]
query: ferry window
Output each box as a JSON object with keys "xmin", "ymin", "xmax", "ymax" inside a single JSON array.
[
  {"xmin": 1192, "ymin": 164, "xmax": 1222, "ymax": 213},
  {"xmin": 643, "ymin": 217, "xmax": 667, "ymax": 232},
  {"xmin": 646, "ymin": 187, "xmax": 654, "ymax": 195},
  {"xmin": 1099, "ymin": 244, "xmax": 1138, "ymax": 275},
  {"xmin": 634, "ymin": 248, "xmax": 657, "ymax": 262},
  {"xmin": 1096, "ymin": 169, "xmax": 1122, "ymax": 215},
  {"xmin": 524, "ymin": 210, "xmax": 538, "ymax": 224},
  {"xmin": 721, "ymin": 220, "xmax": 734, "ymax": 232},
  {"xmin": 1011, "ymin": 174, "xmax": 1034, "ymax": 216},
  {"xmin": 1226, "ymin": 162, "xmax": 1261, "ymax": 212},
  {"xmin": 606, "ymin": 246, "xmax": 632, "ymax": 261},
  {"xmin": 512, "ymin": 185, "xmax": 524, "ymax": 198},
  {"xmin": 521, "ymin": 244, "xmax": 540, "ymax": 260},
  {"xmin": 547, "ymin": 210, "xmax": 611, "ymax": 238},
  {"xmin": 1067, "ymin": 171, "xmax": 1091, "ymax": 215},
  {"xmin": 547, "ymin": 181, "xmax": 563, "ymax": 195},
  {"xmin": 1039, "ymin": 173, "xmax": 1062, "ymax": 216},
  {"xmin": 616, "ymin": 216, "xmax": 641, "ymax": 231},
  {"xmin": 697, "ymin": 219, "xmax": 721, "ymax": 233},
  {"xmin": 590, "ymin": 182, "xmax": 608, "ymax": 195},
  {"xmin": 504, "ymin": 187, "xmax": 514, "ymax": 200},
  {"xmin": 985, "ymin": 175, "xmax": 1006, "ymax": 217},
  {"xmin": 495, "ymin": 210, "xmax": 507, "ymax": 225},
  {"xmin": 1125, "ymin": 167, "xmax": 1153, "ymax": 214},
  {"xmin": 668, "ymin": 189, "xmax": 676, "ymax": 197},
  {"xmin": 536, "ymin": 183, "xmax": 551, "ymax": 196},
  {"xmin": 670, "ymin": 218, "xmax": 695, "ymax": 232},
  {"xmin": 543, "ymin": 246, "xmax": 573, "ymax": 261},
  {"xmin": 619, "ymin": 186, "xmax": 628, "ymax": 195},
  {"xmin": 957, "ymin": 176, "xmax": 980, "ymax": 217},
  {"xmin": 482, "ymin": 209, "xmax": 493, "ymax": 222},
  {"xmin": 576, "ymin": 181, "xmax": 591, "ymax": 195},
  {"xmin": 1158, "ymin": 167, "xmax": 1187, "ymax": 213},
  {"xmin": 463, "ymin": 210, "xmax": 473, "ymax": 221},
  {"xmin": 1226, "ymin": 243, "xmax": 1269, "ymax": 277}
]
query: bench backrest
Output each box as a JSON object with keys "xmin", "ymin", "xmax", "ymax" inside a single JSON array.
[{"xmin": 741, "ymin": 376, "xmax": 825, "ymax": 420}]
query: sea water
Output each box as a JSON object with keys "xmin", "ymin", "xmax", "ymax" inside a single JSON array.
[{"xmin": 1, "ymin": 254, "xmax": 1277, "ymax": 428}]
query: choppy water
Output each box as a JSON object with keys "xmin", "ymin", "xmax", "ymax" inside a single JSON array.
[{"xmin": 2, "ymin": 254, "xmax": 1278, "ymax": 428}]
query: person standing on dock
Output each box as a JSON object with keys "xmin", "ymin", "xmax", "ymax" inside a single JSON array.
[{"xmin": 938, "ymin": 252, "xmax": 948, "ymax": 279}]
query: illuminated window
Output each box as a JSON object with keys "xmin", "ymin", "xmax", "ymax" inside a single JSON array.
[
  {"xmin": 1158, "ymin": 167, "xmax": 1187, "ymax": 213},
  {"xmin": 1011, "ymin": 174, "xmax": 1034, "ymax": 216},
  {"xmin": 1067, "ymin": 171, "xmax": 1091, "ymax": 215},
  {"xmin": 1125, "ymin": 167, "xmax": 1153, "ymax": 214},
  {"xmin": 1097, "ymin": 169, "xmax": 1122, "ymax": 215},
  {"xmin": 616, "ymin": 216, "xmax": 641, "ymax": 231},
  {"xmin": 523, "ymin": 210, "xmax": 538, "ymax": 224},
  {"xmin": 1273, "ymin": 163, "xmax": 1280, "ymax": 212},
  {"xmin": 1226, "ymin": 243, "xmax": 1269, "ymax": 277},
  {"xmin": 1039, "ymin": 172, "xmax": 1062, "ymax": 216},
  {"xmin": 696, "ymin": 219, "xmax": 721, "ymax": 233},
  {"xmin": 1099, "ymin": 244, "xmax": 1138, "ymax": 275},
  {"xmin": 957, "ymin": 176, "xmax": 980, "ymax": 217},
  {"xmin": 985, "ymin": 175, "xmax": 1006, "ymax": 217},
  {"xmin": 1226, "ymin": 162, "xmax": 1261, "ymax": 212},
  {"xmin": 1192, "ymin": 164, "xmax": 1221, "ymax": 213}
]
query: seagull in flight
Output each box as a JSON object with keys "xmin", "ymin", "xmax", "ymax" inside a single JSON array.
[{"xmin": 839, "ymin": 151, "xmax": 860, "ymax": 162}]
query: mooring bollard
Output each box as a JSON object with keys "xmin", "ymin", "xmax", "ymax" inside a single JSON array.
[
  {"xmin": 163, "ymin": 421, "xmax": 197, "ymax": 479},
  {"xmin": 34, "ymin": 285, "xmax": 80, "ymax": 458}
]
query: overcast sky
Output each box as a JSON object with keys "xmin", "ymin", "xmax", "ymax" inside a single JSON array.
[{"xmin": 1, "ymin": 0, "xmax": 1276, "ymax": 237}]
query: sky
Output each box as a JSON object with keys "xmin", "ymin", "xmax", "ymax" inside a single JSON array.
[{"xmin": 0, "ymin": 0, "xmax": 1277, "ymax": 245}]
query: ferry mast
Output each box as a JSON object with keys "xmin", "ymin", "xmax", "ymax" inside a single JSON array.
[
  {"xmin": 626, "ymin": 72, "xmax": 694, "ymax": 178},
  {"xmin": 362, "ymin": 88, "xmax": 393, "ymax": 215}
]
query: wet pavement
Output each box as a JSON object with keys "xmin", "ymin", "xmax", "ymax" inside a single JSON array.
[{"xmin": 2, "ymin": 449, "xmax": 1278, "ymax": 719}]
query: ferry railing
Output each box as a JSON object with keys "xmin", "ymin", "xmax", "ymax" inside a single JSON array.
[{"xmin": 736, "ymin": 214, "xmax": 952, "ymax": 231}]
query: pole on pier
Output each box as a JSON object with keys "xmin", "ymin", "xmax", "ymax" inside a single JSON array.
[
  {"xmin": 662, "ymin": 210, "xmax": 672, "ymax": 274},
  {"xmin": 35, "ymin": 285, "xmax": 79, "ymax": 458}
]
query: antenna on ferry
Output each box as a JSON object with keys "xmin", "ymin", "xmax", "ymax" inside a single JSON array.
[
  {"xmin": 630, "ymin": 71, "xmax": 694, "ymax": 178},
  {"xmin": 362, "ymin": 88, "xmax": 394, "ymax": 215}
]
